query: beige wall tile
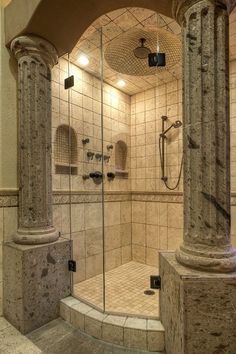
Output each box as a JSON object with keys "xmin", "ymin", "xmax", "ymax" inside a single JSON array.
[
  {"xmin": 73, "ymin": 231, "xmax": 85, "ymax": 259},
  {"xmin": 120, "ymin": 201, "xmax": 131, "ymax": 224},
  {"xmin": 146, "ymin": 248, "xmax": 159, "ymax": 267},
  {"xmin": 132, "ymin": 245, "xmax": 146, "ymax": 264},
  {"xmin": 104, "ymin": 202, "xmax": 120, "ymax": 226},
  {"xmin": 105, "ymin": 248, "xmax": 122, "ymax": 271},
  {"xmin": 3, "ymin": 207, "xmax": 17, "ymax": 242},
  {"xmin": 121, "ymin": 245, "xmax": 132, "ymax": 264},
  {"xmin": 167, "ymin": 203, "xmax": 183, "ymax": 229},
  {"xmin": 124, "ymin": 328, "xmax": 147, "ymax": 350},
  {"xmin": 146, "ymin": 202, "xmax": 159, "ymax": 225},
  {"xmin": 102, "ymin": 322, "xmax": 124, "ymax": 346},
  {"xmin": 84, "ymin": 203, "xmax": 102, "ymax": 229},
  {"xmin": 132, "ymin": 202, "xmax": 146, "ymax": 223},
  {"xmin": 146, "ymin": 225, "xmax": 159, "ymax": 249},
  {"xmin": 85, "ymin": 228, "xmax": 103, "ymax": 257},
  {"xmin": 168, "ymin": 227, "xmax": 183, "ymax": 250},
  {"xmin": 132, "ymin": 223, "xmax": 146, "ymax": 246},
  {"xmin": 120, "ymin": 223, "xmax": 131, "ymax": 246},
  {"xmin": 71, "ymin": 204, "xmax": 84, "ymax": 232},
  {"xmin": 104, "ymin": 225, "xmax": 121, "ymax": 251},
  {"xmin": 86, "ymin": 253, "xmax": 103, "ymax": 279}
]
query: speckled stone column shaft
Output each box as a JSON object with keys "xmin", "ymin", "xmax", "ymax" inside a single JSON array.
[
  {"xmin": 173, "ymin": 0, "xmax": 236, "ymax": 272},
  {"xmin": 11, "ymin": 36, "xmax": 59, "ymax": 244}
]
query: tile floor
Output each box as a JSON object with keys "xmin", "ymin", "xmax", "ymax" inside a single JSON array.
[
  {"xmin": 73, "ymin": 261, "xmax": 159, "ymax": 318},
  {"xmin": 0, "ymin": 317, "xmax": 165, "ymax": 354}
]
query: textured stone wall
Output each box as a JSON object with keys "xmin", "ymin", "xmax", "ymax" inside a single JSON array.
[{"xmin": 130, "ymin": 79, "xmax": 183, "ymax": 193}]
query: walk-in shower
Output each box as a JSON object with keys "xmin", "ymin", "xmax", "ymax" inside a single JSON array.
[{"xmin": 55, "ymin": 8, "xmax": 183, "ymax": 320}]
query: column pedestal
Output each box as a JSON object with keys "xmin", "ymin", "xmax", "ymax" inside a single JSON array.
[
  {"xmin": 3, "ymin": 239, "xmax": 71, "ymax": 334},
  {"xmin": 160, "ymin": 252, "xmax": 236, "ymax": 354}
]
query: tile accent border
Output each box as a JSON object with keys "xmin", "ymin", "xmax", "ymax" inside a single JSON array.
[
  {"xmin": 60, "ymin": 296, "xmax": 165, "ymax": 352},
  {"xmin": 0, "ymin": 190, "xmax": 18, "ymax": 207},
  {"xmin": 1, "ymin": 189, "xmax": 236, "ymax": 206}
]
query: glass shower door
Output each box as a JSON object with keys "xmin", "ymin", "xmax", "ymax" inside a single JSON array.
[{"xmin": 68, "ymin": 28, "xmax": 105, "ymax": 312}]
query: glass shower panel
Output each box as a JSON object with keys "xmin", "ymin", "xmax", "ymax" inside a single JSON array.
[
  {"xmin": 68, "ymin": 28, "xmax": 105, "ymax": 312},
  {"xmin": 102, "ymin": 24, "xmax": 133, "ymax": 316}
]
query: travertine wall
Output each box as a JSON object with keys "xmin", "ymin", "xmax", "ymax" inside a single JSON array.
[
  {"xmin": 53, "ymin": 196, "xmax": 132, "ymax": 283},
  {"xmin": 132, "ymin": 198, "xmax": 183, "ymax": 267},
  {"xmin": 130, "ymin": 79, "xmax": 183, "ymax": 266},
  {"xmin": 130, "ymin": 80, "xmax": 183, "ymax": 192},
  {"xmin": 51, "ymin": 58, "xmax": 131, "ymax": 192},
  {"xmin": 51, "ymin": 58, "xmax": 132, "ymax": 282}
]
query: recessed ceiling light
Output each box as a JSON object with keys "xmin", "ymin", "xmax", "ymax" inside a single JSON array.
[
  {"xmin": 78, "ymin": 54, "xmax": 89, "ymax": 66},
  {"xmin": 117, "ymin": 79, "xmax": 126, "ymax": 87}
]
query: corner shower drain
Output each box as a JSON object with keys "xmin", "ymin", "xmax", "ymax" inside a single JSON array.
[{"xmin": 144, "ymin": 289, "xmax": 155, "ymax": 296}]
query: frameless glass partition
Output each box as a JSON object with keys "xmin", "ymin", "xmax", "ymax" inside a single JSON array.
[
  {"xmin": 65, "ymin": 8, "xmax": 182, "ymax": 319},
  {"xmin": 67, "ymin": 28, "xmax": 105, "ymax": 312}
]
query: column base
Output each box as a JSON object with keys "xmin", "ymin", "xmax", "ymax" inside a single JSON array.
[
  {"xmin": 14, "ymin": 227, "xmax": 59, "ymax": 245},
  {"xmin": 160, "ymin": 252, "xmax": 236, "ymax": 354},
  {"xmin": 3, "ymin": 239, "xmax": 71, "ymax": 334},
  {"xmin": 176, "ymin": 243, "xmax": 236, "ymax": 273}
]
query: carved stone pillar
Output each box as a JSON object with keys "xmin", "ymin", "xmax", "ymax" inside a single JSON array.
[
  {"xmin": 173, "ymin": 0, "xmax": 236, "ymax": 272},
  {"xmin": 11, "ymin": 36, "xmax": 59, "ymax": 244}
]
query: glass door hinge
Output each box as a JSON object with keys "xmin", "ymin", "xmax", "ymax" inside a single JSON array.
[
  {"xmin": 64, "ymin": 75, "xmax": 74, "ymax": 89},
  {"xmin": 68, "ymin": 260, "xmax": 76, "ymax": 272}
]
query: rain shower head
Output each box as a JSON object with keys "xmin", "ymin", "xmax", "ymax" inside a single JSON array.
[
  {"xmin": 133, "ymin": 38, "xmax": 151, "ymax": 59},
  {"xmin": 173, "ymin": 120, "xmax": 182, "ymax": 128}
]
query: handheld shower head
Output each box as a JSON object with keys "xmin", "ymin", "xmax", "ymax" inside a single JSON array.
[
  {"xmin": 173, "ymin": 120, "xmax": 182, "ymax": 128},
  {"xmin": 161, "ymin": 120, "xmax": 182, "ymax": 136}
]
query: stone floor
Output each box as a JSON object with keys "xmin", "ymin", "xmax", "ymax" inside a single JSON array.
[
  {"xmin": 0, "ymin": 316, "xmax": 165, "ymax": 354},
  {"xmin": 73, "ymin": 261, "xmax": 159, "ymax": 318}
]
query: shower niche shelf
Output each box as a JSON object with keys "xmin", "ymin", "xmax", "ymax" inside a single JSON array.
[
  {"xmin": 115, "ymin": 140, "xmax": 128, "ymax": 179},
  {"xmin": 54, "ymin": 124, "xmax": 78, "ymax": 175}
]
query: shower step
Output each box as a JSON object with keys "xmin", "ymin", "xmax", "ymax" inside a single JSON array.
[{"xmin": 60, "ymin": 296, "xmax": 165, "ymax": 352}]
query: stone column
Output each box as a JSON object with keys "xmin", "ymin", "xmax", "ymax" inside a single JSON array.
[
  {"xmin": 10, "ymin": 36, "xmax": 59, "ymax": 244},
  {"xmin": 172, "ymin": 0, "xmax": 236, "ymax": 272}
]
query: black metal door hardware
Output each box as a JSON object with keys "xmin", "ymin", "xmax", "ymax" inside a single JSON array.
[{"xmin": 150, "ymin": 275, "xmax": 161, "ymax": 290}]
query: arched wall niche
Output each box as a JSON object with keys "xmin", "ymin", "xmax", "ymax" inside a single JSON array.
[
  {"xmin": 54, "ymin": 124, "xmax": 78, "ymax": 175},
  {"xmin": 114, "ymin": 133, "xmax": 129, "ymax": 179},
  {"xmin": 5, "ymin": 0, "xmax": 174, "ymax": 56}
]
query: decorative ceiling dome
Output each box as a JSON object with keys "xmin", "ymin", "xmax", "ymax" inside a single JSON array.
[{"xmin": 104, "ymin": 27, "xmax": 181, "ymax": 76}]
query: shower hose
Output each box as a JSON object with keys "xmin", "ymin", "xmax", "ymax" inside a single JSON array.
[{"xmin": 158, "ymin": 135, "xmax": 183, "ymax": 191}]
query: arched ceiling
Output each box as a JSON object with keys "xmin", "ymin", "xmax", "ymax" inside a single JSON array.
[
  {"xmin": 4, "ymin": 0, "xmax": 173, "ymax": 57},
  {"xmin": 70, "ymin": 8, "xmax": 182, "ymax": 95}
]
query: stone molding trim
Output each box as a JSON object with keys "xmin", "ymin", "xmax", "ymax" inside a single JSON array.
[
  {"xmin": 0, "ymin": 190, "xmax": 18, "ymax": 207},
  {"xmin": 132, "ymin": 192, "xmax": 183, "ymax": 203},
  {"xmin": 10, "ymin": 35, "xmax": 58, "ymax": 68},
  {"xmin": 1, "ymin": 190, "xmax": 236, "ymax": 206},
  {"xmin": 53, "ymin": 191, "xmax": 132, "ymax": 204}
]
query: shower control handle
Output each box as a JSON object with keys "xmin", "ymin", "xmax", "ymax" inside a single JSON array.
[
  {"xmin": 107, "ymin": 172, "xmax": 115, "ymax": 180},
  {"xmin": 89, "ymin": 172, "xmax": 103, "ymax": 179}
]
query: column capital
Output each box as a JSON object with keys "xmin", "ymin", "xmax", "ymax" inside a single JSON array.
[
  {"xmin": 172, "ymin": 0, "xmax": 228, "ymax": 24},
  {"xmin": 10, "ymin": 35, "xmax": 58, "ymax": 68}
]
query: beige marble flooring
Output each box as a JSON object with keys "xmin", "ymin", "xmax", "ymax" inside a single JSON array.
[
  {"xmin": 73, "ymin": 261, "xmax": 159, "ymax": 318},
  {"xmin": 0, "ymin": 317, "xmax": 165, "ymax": 353},
  {"xmin": 0, "ymin": 317, "xmax": 42, "ymax": 354}
]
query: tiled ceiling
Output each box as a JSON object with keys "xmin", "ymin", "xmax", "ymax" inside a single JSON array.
[{"xmin": 68, "ymin": 7, "xmax": 236, "ymax": 96}]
